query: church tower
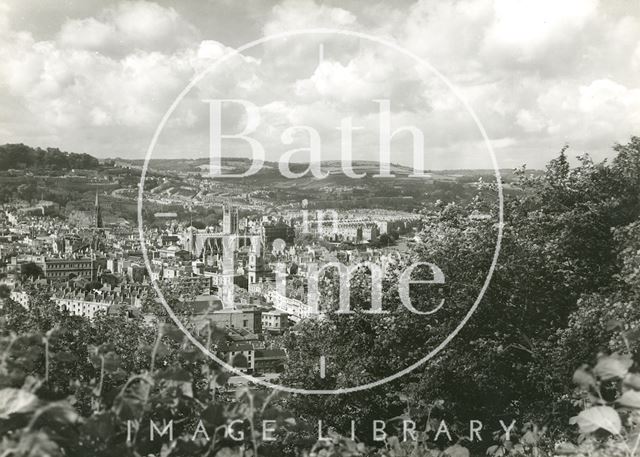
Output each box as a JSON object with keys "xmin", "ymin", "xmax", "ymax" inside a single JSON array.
[
  {"xmin": 247, "ymin": 236, "xmax": 264, "ymax": 284},
  {"xmin": 222, "ymin": 204, "xmax": 238, "ymax": 234}
]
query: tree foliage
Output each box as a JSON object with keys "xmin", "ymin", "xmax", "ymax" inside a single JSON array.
[{"xmin": 0, "ymin": 144, "xmax": 100, "ymax": 171}]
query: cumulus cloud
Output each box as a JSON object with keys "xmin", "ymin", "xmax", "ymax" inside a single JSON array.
[
  {"xmin": 57, "ymin": 1, "xmax": 199, "ymax": 54},
  {"xmin": 263, "ymin": 0, "xmax": 356, "ymax": 35},
  {"xmin": 481, "ymin": 0, "xmax": 598, "ymax": 68}
]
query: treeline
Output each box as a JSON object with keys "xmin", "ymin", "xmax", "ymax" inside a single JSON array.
[{"xmin": 0, "ymin": 143, "xmax": 100, "ymax": 171}]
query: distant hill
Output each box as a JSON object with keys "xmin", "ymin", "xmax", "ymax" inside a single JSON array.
[
  {"xmin": 0, "ymin": 144, "xmax": 527, "ymax": 178},
  {"xmin": 0, "ymin": 144, "xmax": 100, "ymax": 171},
  {"xmin": 116, "ymin": 157, "xmax": 424, "ymax": 175},
  {"xmin": 115, "ymin": 156, "xmax": 523, "ymax": 180}
]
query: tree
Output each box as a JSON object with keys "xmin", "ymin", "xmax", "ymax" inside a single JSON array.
[
  {"xmin": 0, "ymin": 143, "xmax": 100, "ymax": 171},
  {"xmin": 374, "ymin": 233, "xmax": 393, "ymax": 247},
  {"xmin": 21, "ymin": 262, "xmax": 43, "ymax": 280},
  {"xmin": 100, "ymin": 272, "xmax": 119, "ymax": 288}
]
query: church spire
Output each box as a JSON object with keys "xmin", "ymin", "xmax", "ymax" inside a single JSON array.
[{"xmin": 94, "ymin": 189, "xmax": 103, "ymax": 229}]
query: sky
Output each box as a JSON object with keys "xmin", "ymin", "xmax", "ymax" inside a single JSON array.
[{"xmin": 0, "ymin": 0, "xmax": 639, "ymax": 169}]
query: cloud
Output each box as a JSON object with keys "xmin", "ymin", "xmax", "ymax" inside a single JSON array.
[
  {"xmin": 0, "ymin": 0, "xmax": 638, "ymax": 167},
  {"xmin": 57, "ymin": 1, "xmax": 199, "ymax": 54},
  {"xmin": 1, "ymin": 34, "xmax": 191, "ymax": 129},
  {"xmin": 293, "ymin": 48, "xmax": 428, "ymax": 112},
  {"xmin": 481, "ymin": 0, "xmax": 598, "ymax": 67},
  {"xmin": 58, "ymin": 18, "xmax": 115, "ymax": 50},
  {"xmin": 264, "ymin": 0, "xmax": 356, "ymax": 35},
  {"xmin": 544, "ymin": 79, "xmax": 640, "ymax": 142},
  {"xmin": 516, "ymin": 109, "xmax": 546, "ymax": 133}
]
